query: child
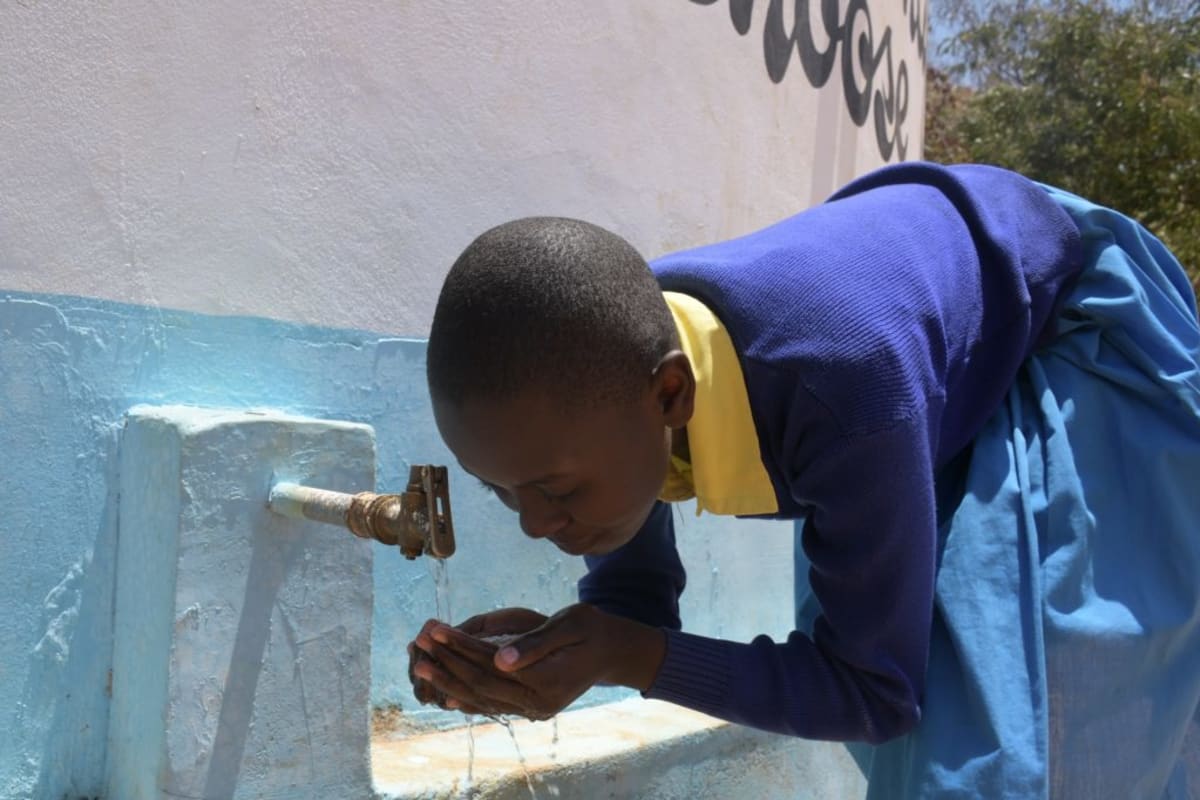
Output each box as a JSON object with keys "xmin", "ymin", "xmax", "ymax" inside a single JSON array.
[{"xmin": 409, "ymin": 162, "xmax": 1200, "ymax": 798}]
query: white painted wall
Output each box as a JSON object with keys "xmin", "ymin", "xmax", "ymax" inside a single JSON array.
[{"xmin": 0, "ymin": 0, "xmax": 926, "ymax": 335}]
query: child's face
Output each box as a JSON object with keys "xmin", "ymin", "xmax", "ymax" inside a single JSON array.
[{"xmin": 434, "ymin": 364, "xmax": 690, "ymax": 556}]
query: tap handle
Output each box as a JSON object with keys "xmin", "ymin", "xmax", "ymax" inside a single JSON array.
[{"xmin": 409, "ymin": 464, "xmax": 456, "ymax": 559}]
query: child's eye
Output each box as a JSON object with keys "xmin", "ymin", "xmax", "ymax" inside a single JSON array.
[
  {"xmin": 539, "ymin": 486, "xmax": 577, "ymax": 503},
  {"xmin": 477, "ymin": 478, "xmax": 501, "ymax": 495},
  {"xmin": 477, "ymin": 479, "xmax": 518, "ymax": 509}
]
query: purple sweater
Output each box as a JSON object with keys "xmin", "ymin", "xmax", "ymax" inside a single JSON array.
[{"xmin": 578, "ymin": 162, "xmax": 1084, "ymax": 743}]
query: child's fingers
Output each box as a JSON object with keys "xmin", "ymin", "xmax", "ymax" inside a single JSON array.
[
  {"xmin": 414, "ymin": 645, "xmax": 529, "ymax": 716},
  {"xmin": 455, "ymin": 615, "xmax": 488, "ymax": 636},
  {"xmin": 456, "ymin": 611, "xmax": 510, "ymax": 637},
  {"xmin": 414, "ymin": 624, "xmax": 491, "ymax": 666},
  {"xmin": 447, "ymin": 700, "xmax": 518, "ymax": 717},
  {"xmin": 407, "ymin": 641, "xmax": 445, "ymax": 705},
  {"xmin": 493, "ymin": 606, "xmax": 591, "ymax": 672},
  {"xmin": 429, "ymin": 624, "xmax": 500, "ymax": 663},
  {"xmin": 433, "ymin": 639, "xmax": 537, "ymax": 709},
  {"xmin": 458, "ymin": 607, "xmax": 548, "ymax": 637},
  {"xmin": 418, "ymin": 668, "xmax": 514, "ymax": 715},
  {"xmin": 409, "ymin": 619, "xmax": 443, "ymax": 655},
  {"xmin": 412, "ymin": 677, "xmax": 442, "ymax": 706}
]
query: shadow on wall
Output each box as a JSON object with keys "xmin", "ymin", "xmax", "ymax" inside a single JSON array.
[{"xmin": 22, "ymin": 458, "xmax": 119, "ymax": 800}]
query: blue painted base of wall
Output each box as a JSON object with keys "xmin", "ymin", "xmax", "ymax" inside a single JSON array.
[
  {"xmin": 0, "ymin": 291, "xmax": 463, "ymax": 798},
  {"xmin": 0, "ymin": 291, "xmax": 795, "ymax": 799}
]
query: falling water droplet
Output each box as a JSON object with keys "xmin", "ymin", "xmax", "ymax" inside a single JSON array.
[
  {"xmin": 465, "ymin": 715, "xmax": 477, "ymax": 793},
  {"xmin": 431, "ymin": 558, "xmax": 453, "ymax": 623},
  {"xmin": 550, "ymin": 716, "xmax": 559, "ymax": 763}
]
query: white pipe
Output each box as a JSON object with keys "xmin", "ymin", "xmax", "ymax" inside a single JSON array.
[{"xmin": 268, "ymin": 481, "xmax": 353, "ymax": 527}]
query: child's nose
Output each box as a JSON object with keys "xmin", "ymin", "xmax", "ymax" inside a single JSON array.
[{"xmin": 515, "ymin": 490, "xmax": 569, "ymax": 540}]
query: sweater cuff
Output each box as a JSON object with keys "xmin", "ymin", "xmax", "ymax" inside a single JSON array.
[{"xmin": 644, "ymin": 629, "xmax": 734, "ymax": 720}]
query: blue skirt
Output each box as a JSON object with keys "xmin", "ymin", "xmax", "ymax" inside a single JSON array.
[{"xmin": 797, "ymin": 187, "xmax": 1200, "ymax": 798}]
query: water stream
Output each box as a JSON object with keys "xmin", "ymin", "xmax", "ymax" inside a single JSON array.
[
  {"xmin": 493, "ymin": 715, "xmax": 538, "ymax": 800},
  {"xmin": 429, "ymin": 557, "xmax": 549, "ymax": 799},
  {"xmin": 465, "ymin": 716, "xmax": 477, "ymax": 796},
  {"xmin": 431, "ymin": 557, "xmax": 453, "ymax": 623},
  {"xmin": 550, "ymin": 716, "xmax": 559, "ymax": 764}
]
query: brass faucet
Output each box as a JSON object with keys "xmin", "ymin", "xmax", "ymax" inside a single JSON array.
[{"xmin": 269, "ymin": 465, "xmax": 455, "ymax": 559}]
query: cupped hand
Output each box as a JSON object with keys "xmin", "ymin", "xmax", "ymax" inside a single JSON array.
[
  {"xmin": 407, "ymin": 608, "xmax": 548, "ymax": 713},
  {"xmin": 411, "ymin": 604, "xmax": 666, "ymax": 722},
  {"xmin": 457, "ymin": 607, "xmax": 549, "ymax": 641},
  {"xmin": 407, "ymin": 618, "xmax": 449, "ymax": 706}
]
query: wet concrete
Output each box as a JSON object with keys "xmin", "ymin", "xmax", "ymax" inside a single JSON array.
[{"xmin": 373, "ymin": 698, "xmax": 867, "ymax": 800}]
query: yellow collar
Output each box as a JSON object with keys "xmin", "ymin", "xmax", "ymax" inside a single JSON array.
[{"xmin": 659, "ymin": 292, "xmax": 779, "ymax": 516}]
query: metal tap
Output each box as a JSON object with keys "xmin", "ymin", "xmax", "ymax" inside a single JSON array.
[{"xmin": 268, "ymin": 464, "xmax": 455, "ymax": 559}]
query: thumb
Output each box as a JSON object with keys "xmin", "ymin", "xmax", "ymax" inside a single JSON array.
[
  {"xmin": 493, "ymin": 640, "xmax": 524, "ymax": 671},
  {"xmin": 493, "ymin": 612, "xmax": 583, "ymax": 672}
]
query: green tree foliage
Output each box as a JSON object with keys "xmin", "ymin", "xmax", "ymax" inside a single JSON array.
[{"xmin": 925, "ymin": 0, "xmax": 1200, "ymax": 295}]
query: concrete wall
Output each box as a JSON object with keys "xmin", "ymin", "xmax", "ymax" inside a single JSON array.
[
  {"xmin": 0, "ymin": 0, "xmax": 925, "ymax": 334},
  {"xmin": 0, "ymin": 1, "xmax": 926, "ymax": 797}
]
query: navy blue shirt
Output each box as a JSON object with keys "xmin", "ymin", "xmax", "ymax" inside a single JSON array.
[{"xmin": 579, "ymin": 163, "xmax": 1084, "ymax": 743}]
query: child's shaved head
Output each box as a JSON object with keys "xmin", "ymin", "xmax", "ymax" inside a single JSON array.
[{"xmin": 428, "ymin": 217, "xmax": 678, "ymax": 409}]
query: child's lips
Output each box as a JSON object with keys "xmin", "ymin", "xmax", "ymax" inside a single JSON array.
[
  {"xmin": 549, "ymin": 530, "xmax": 603, "ymax": 556},
  {"xmin": 549, "ymin": 536, "xmax": 590, "ymax": 555}
]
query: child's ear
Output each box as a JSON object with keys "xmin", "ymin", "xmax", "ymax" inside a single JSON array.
[{"xmin": 652, "ymin": 351, "xmax": 695, "ymax": 429}]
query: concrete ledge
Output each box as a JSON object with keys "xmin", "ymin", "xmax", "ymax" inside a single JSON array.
[{"xmin": 373, "ymin": 698, "xmax": 866, "ymax": 800}]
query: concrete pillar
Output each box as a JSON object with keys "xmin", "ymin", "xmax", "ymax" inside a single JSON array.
[{"xmin": 107, "ymin": 406, "xmax": 376, "ymax": 800}]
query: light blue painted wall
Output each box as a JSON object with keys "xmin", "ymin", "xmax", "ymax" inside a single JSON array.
[{"xmin": 0, "ymin": 291, "xmax": 795, "ymax": 799}]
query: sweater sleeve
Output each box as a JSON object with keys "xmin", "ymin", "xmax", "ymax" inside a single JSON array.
[
  {"xmin": 646, "ymin": 419, "xmax": 937, "ymax": 744},
  {"xmin": 631, "ymin": 163, "xmax": 1077, "ymax": 742},
  {"xmin": 577, "ymin": 501, "xmax": 687, "ymax": 631}
]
